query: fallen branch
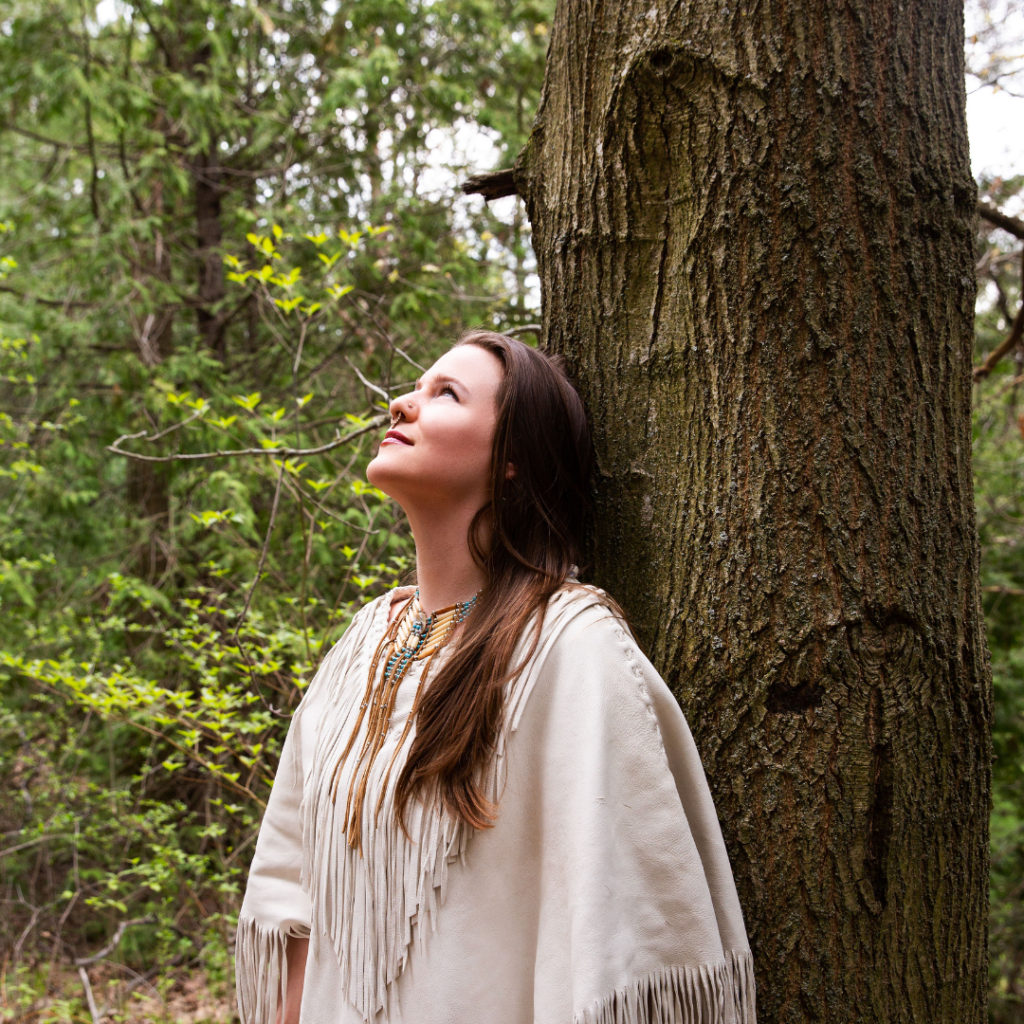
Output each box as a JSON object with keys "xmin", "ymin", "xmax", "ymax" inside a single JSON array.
[{"xmin": 107, "ymin": 415, "xmax": 386, "ymax": 463}]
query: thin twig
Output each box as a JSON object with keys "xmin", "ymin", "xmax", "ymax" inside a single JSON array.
[
  {"xmin": 234, "ymin": 462, "xmax": 286, "ymax": 645},
  {"xmin": 345, "ymin": 357, "xmax": 406, "ymax": 400},
  {"xmin": 27, "ymin": 677, "xmax": 269, "ymax": 805},
  {"xmin": 78, "ymin": 966, "xmax": 103, "ymax": 1024},
  {"xmin": 107, "ymin": 415, "xmax": 386, "ymax": 463},
  {"xmin": 113, "ymin": 410, "xmax": 203, "ymax": 448},
  {"xmin": 223, "ymin": 827, "xmax": 260, "ymax": 866},
  {"xmin": 102, "ymin": 949, "xmax": 193, "ymax": 1012},
  {"xmin": 347, "ymin": 299, "xmax": 429, "ymax": 371},
  {"xmin": 0, "ymin": 834, "xmax": 75, "ymax": 858},
  {"xmin": 0, "ymin": 284, "xmax": 96, "ymax": 309},
  {"xmin": 389, "ymin": 342, "xmax": 426, "ymax": 373},
  {"xmin": 975, "ymin": 267, "xmax": 1024, "ymax": 380},
  {"xmin": 12, "ymin": 904, "xmax": 44, "ymax": 960}
]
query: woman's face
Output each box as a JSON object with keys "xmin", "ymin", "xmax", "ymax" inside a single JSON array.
[{"xmin": 366, "ymin": 344, "xmax": 504, "ymax": 512}]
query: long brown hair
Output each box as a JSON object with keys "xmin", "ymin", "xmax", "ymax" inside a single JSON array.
[{"xmin": 393, "ymin": 329, "xmax": 594, "ymax": 830}]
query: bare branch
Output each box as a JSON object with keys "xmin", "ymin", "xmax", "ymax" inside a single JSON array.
[
  {"xmin": 461, "ymin": 167, "xmax": 519, "ymax": 201},
  {"xmin": 13, "ymin": 903, "xmax": 45, "ymax": 959},
  {"xmin": 345, "ymin": 356, "xmax": 406, "ymax": 400},
  {"xmin": 344, "ymin": 299, "xmax": 427, "ymax": 372},
  {"xmin": 74, "ymin": 917, "xmax": 156, "ymax": 967},
  {"xmin": 975, "ymin": 302, "xmax": 1024, "ymax": 380},
  {"xmin": 78, "ymin": 966, "xmax": 104, "ymax": 1024},
  {"xmin": 234, "ymin": 462, "xmax": 286, "ymax": 644},
  {"xmin": 503, "ymin": 324, "xmax": 542, "ymax": 336},
  {"xmin": 102, "ymin": 949, "xmax": 191, "ymax": 1008},
  {"xmin": 0, "ymin": 833, "xmax": 74, "ymax": 859},
  {"xmin": 0, "ymin": 122, "xmax": 88, "ymax": 153},
  {"xmin": 0, "ymin": 284, "xmax": 97, "ymax": 309},
  {"xmin": 389, "ymin": 342, "xmax": 427, "ymax": 373},
  {"xmin": 106, "ymin": 415, "xmax": 386, "ymax": 463},
  {"xmin": 979, "ymin": 201, "xmax": 1024, "ymax": 240}
]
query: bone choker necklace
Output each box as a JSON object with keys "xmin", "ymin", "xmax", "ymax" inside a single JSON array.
[{"xmin": 330, "ymin": 589, "xmax": 480, "ymax": 849}]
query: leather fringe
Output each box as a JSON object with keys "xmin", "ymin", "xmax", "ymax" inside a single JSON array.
[
  {"xmin": 576, "ymin": 950, "xmax": 757, "ymax": 1024},
  {"xmin": 299, "ymin": 597, "xmax": 509, "ymax": 1022},
  {"xmin": 235, "ymin": 916, "xmax": 288, "ymax": 1024},
  {"xmin": 294, "ymin": 590, "xmax": 631, "ymax": 1023}
]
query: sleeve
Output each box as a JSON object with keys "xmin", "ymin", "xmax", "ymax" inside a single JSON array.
[
  {"xmin": 234, "ymin": 601, "xmax": 379, "ymax": 1024},
  {"xmin": 235, "ymin": 707, "xmax": 310, "ymax": 1024},
  {"xmin": 528, "ymin": 602, "xmax": 756, "ymax": 1024}
]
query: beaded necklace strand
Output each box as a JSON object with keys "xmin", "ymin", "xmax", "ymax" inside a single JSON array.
[{"xmin": 330, "ymin": 589, "xmax": 479, "ymax": 850}]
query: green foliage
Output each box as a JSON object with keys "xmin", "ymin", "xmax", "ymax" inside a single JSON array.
[
  {"xmin": 972, "ymin": 174, "xmax": 1024, "ymax": 1023},
  {"xmin": 0, "ymin": 0, "xmax": 549, "ymax": 1016},
  {"xmin": 2, "ymin": 1, "xmax": 1021, "ymax": 1022}
]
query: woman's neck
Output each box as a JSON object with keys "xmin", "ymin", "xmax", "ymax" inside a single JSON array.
[{"xmin": 406, "ymin": 503, "xmax": 487, "ymax": 614}]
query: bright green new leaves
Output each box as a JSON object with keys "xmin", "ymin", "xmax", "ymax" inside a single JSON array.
[{"xmin": 0, "ymin": 0, "xmax": 550, "ymax": 1008}]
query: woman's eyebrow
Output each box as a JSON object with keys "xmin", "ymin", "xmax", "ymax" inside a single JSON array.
[{"xmin": 417, "ymin": 373, "xmax": 467, "ymax": 391}]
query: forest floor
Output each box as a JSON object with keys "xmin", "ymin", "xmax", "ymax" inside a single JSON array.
[{"xmin": 0, "ymin": 967, "xmax": 235, "ymax": 1024}]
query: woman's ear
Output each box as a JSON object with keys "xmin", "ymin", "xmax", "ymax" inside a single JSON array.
[{"xmin": 505, "ymin": 462, "xmax": 516, "ymax": 480}]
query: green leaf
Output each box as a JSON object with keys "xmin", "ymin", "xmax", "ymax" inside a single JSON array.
[{"xmin": 232, "ymin": 392, "xmax": 262, "ymax": 411}]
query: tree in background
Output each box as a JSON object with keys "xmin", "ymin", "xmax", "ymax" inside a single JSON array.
[
  {"xmin": 0, "ymin": 0, "xmax": 547, "ymax": 567},
  {"xmin": 976, "ymin": 180, "xmax": 1024, "ymax": 1022},
  {"xmin": 950, "ymin": 1, "xmax": 1024, "ymax": 1017}
]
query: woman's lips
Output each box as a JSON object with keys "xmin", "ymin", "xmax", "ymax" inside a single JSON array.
[{"xmin": 382, "ymin": 429, "xmax": 413, "ymax": 446}]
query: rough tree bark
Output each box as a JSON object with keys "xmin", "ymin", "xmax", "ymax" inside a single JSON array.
[{"xmin": 472, "ymin": 0, "xmax": 991, "ymax": 1020}]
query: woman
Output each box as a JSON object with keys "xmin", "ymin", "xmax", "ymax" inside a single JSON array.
[{"xmin": 236, "ymin": 331, "xmax": 755, "ymax": 1024}]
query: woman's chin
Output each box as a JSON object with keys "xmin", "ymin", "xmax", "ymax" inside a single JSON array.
[
  {"xmin": 365, "ymin": 455, "xmax": 404, "ymax": 497},
  {"xmin": 365, "ymin": 459, "xmax": 386, "ymax": 490}
]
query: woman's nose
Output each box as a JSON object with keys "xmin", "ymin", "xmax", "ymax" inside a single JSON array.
[{"xmin": 389, "ymin": 391, "xmax": 417, "ymax": 422}]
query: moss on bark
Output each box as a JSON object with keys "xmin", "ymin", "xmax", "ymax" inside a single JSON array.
[{"xmin": 517, "ymin": 0, "xmax": 991, "ymax": 1019}]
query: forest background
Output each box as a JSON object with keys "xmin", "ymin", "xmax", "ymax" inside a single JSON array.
[{"xmin": 0, "ymin": 0, "xmax": 1021, "ymax": 1022}]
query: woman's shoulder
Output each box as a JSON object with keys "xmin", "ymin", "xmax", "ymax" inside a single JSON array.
[
  {"xmin": 521, "ymin": 583, "xmax": 646, "ymax": 688},
  {"xmin": 543, "ymin": 582, "xmax": 633, "ymax": 643},
  {"xmin": 514, "ymin": 585, "xmax": 675, "ymax": 740}
]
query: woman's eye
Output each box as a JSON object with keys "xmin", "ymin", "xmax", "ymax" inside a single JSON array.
[{"xmin": 440, "ymin": 384, "xmax": 458, "ymax": 399}]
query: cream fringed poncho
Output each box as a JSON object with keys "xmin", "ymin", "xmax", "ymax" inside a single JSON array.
[{"xmin": 236, "ymin": 585, "xmax": 756, "ymax": 1024}]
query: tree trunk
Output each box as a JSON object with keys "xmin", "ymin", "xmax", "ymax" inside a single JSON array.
[
  {"xmin": 193, "ymin": 143, "xmax": 227, "ymax": 357},
  {"xmin": 515, "ymin": 0, "xmax": 990, "ymax": 1019}
]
